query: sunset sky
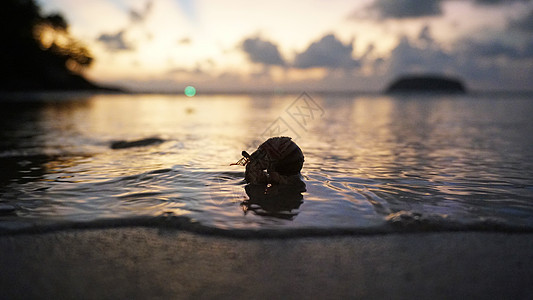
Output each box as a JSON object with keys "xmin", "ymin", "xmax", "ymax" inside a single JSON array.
[{"xmin": 37, "ymin": 0, "xmax": 533, "ymax": 92}]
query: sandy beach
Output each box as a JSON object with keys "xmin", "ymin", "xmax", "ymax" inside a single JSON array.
[{"xmin": 1, "ymin": 228, "xmax": 532, "ymax": 299}]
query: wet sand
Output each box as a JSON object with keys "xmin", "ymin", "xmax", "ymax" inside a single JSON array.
[{"xmin": 1, "ymin": 228, "xmax": 532, "ymax": 299}]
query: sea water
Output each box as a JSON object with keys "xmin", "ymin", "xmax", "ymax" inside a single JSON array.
[{"xmin": 1, "ymin": 92, "xmax": 533, "ymax": 235}]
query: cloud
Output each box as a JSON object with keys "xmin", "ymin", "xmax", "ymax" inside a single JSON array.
[
  {"xmin": 375, "ymin": 23, "xmax": 533, "ymax": 89},
  {"xmin": 462, "ymin": 40, "xmax": 522, "ymax": 58},
  {"xmin": 474, "ymin": 0, "xmax": 531, "ymax": 5},
  {"xmin": 177, "ymin": 37, "xmax": 192, "ymax": 45},
  {"xmin": 418, "ymin": 25, "xmax": 433, "ymax": 44},
  {"xmin": 130, "ymin": 1, "xmax": 153, "ymax": 23},
  {"xmin": 387, "ymin": 37, "xmax": 450, "ymax": 75},
  {"xmin": 97, "ymin": 30, "xmax": 133, "ymax": 51},
  {"xmin": 167, "ymin": 67, "xmax": 204, "ymax": 76},
  {"xmin": 384, "ymin": 26, "xmax": 454, "ymax": 76},
  {"xmin": 459, "ymin": 34, "xmax": 533, "ymax": 60},
  {"xmin": 96, "ymin": 1, "xmax": 154, "ymax": 53},
  {"xmin": 241, "ymin": 37, "xmax": 286, "ymax": 66},
  {"xmin": 350, "ymin": 0, "xmax": 531, "ymax": 20},
  {"xmin": 293, "ymin": 34, "xmax": 360, "ymax": 69},
  {"xmin": 523, "ymin": 37, "xmax": 533, "ymax": 57},
  {"xmin": 367, "ymin": 0, "xmax": 443, "ymax": 19},
  {"xmin": 509, "ymin": 8, "xmax": 533, "ymax": 32},
  {"xmin": 466, "ymin": 7, "xmax": 533, "ymax": 60}
]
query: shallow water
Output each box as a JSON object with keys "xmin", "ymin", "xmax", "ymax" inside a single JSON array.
[{"xmin": 1, "ymin": 92, "xmax": 533, "ymax": 234}]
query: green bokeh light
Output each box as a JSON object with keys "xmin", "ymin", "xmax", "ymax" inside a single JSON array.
[{"xmin": 184, "ymin": 86, "xmax": 196, "ymax": 97}]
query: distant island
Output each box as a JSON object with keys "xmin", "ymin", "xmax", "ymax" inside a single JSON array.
[
  {"xmin": 0, "ymin": 0, "xmax": 119, "ymax": 92},
  {"xmin": 385, "ymin": 75, "xmax": 467, "ymax": 94}
]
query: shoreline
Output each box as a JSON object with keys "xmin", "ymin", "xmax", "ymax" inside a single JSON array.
[
  {"xmin": 1, "ymin": 227, "xmax": 532, "ymax": 299},
  {"xmin": 3, "ymin": 214, "xmax": 533, "ymax": 238}
]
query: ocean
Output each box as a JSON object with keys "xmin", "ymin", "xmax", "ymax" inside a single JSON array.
[{"xmin": 1, "ymin": 92, "xmax": 533, "ymax": 235}]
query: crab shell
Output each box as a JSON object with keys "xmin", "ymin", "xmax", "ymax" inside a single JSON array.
[{"xmin": 244, "ymin": 137, "xmax": 304, "ymax": 184}]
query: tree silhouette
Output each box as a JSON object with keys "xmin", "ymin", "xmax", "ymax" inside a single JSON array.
[{"xmin": 0, "ymin": 0, "xmax": 109, "ymax": 91}]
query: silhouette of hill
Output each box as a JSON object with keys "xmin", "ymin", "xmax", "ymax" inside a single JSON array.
[
  {"xmin": 386, "ymin": 75, "xmax": 467, "ymax": 94},
  {"xmin": 0, "ymin": 0, "xmax": 118, "ymax": 92}
]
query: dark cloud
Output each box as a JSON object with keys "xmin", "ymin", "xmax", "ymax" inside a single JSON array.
[
  {"xmin": 474, "ymin": 37, "xmax": 533, "ymax": 59},
  {"xmin": 367, "ymin": 0, "xmax": 443, "ymax": 19},
  {"xmin": 241, "ymin": 37, "xmax": 285, "ymax": 66},
  {"xmin": 474, "ymin": 7, "xmax": 533, "ymax": 59},
  {"xmin": 388, "ymin": 36, "xmax": 452, "ymax": 75},
  {"xmin": 382, "ymin": 26, "xmax": 456, "ymax": 76},
  {"xmin": 418, "ymin": 25, "xmax": 433, "ymax": 44},
  {"xmin": 462, "ymin": 40, "xmax": 522, "ymax": 58},
  {"xmin": 376, "ymin": 23, "xmax": 533, "ymax": 89},
  {"xmin": 350, "ymin": 0, "xmax": 532, "ymax": 21},
  {"xmin": 509, "ymin": 8, "xmax": 533, "ymax": 32},
  {"xmin": 96, "ymin": 1, "xmax": 153, "ymax": 53},
  {"xmin": 523, "ymin": 37, "xmax": 533, "ymax": 57},
  {"xmin": 97, "ymin": 30, "xmax": 133, "ymax": 51},
  {"xmin": 454, "ymin": 57, "xmax": 502, "ymax": 86},
  {"xmin": 130, "ymin": 1, "xmax": 153, "ymax": 23},
  {"xmin": 474, "ymin": 0, "xmax": 531, "ymax": 5},
  {"xmin": 293, "ymin": 34, "xmax": 359, "ymax": 69}
]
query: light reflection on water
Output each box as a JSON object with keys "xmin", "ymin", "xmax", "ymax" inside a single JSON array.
[{"xmin": 1, "ymin": 93, "xmax": 533, "ymax": 232}]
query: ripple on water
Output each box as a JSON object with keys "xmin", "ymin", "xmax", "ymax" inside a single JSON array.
[{"xmin": 2, "ymin": 93, "xmax": 533, "ymax": 234}]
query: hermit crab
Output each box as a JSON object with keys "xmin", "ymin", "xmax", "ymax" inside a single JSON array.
[{"xmin": 231, "ymin": 136, "xmax": 304, "ymax": 185}]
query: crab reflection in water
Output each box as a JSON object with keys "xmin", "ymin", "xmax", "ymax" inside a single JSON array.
[{"xmin": 240, "ymin": 178, "xmax": 306, "ymax": 220}]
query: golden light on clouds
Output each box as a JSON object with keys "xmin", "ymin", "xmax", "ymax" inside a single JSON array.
[{"xmin": 38, "ymin": 0, "xmax": 533, "ymax": 91}]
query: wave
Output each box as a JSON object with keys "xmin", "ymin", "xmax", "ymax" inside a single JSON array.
[{"xmin": 2, "ymin": 212, "xmax": 533, "ymax": 238}]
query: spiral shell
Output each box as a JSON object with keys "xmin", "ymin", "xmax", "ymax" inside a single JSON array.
[{"xmin": 244, "ymin": 137, "xmax": 304, "ymax": 184}]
